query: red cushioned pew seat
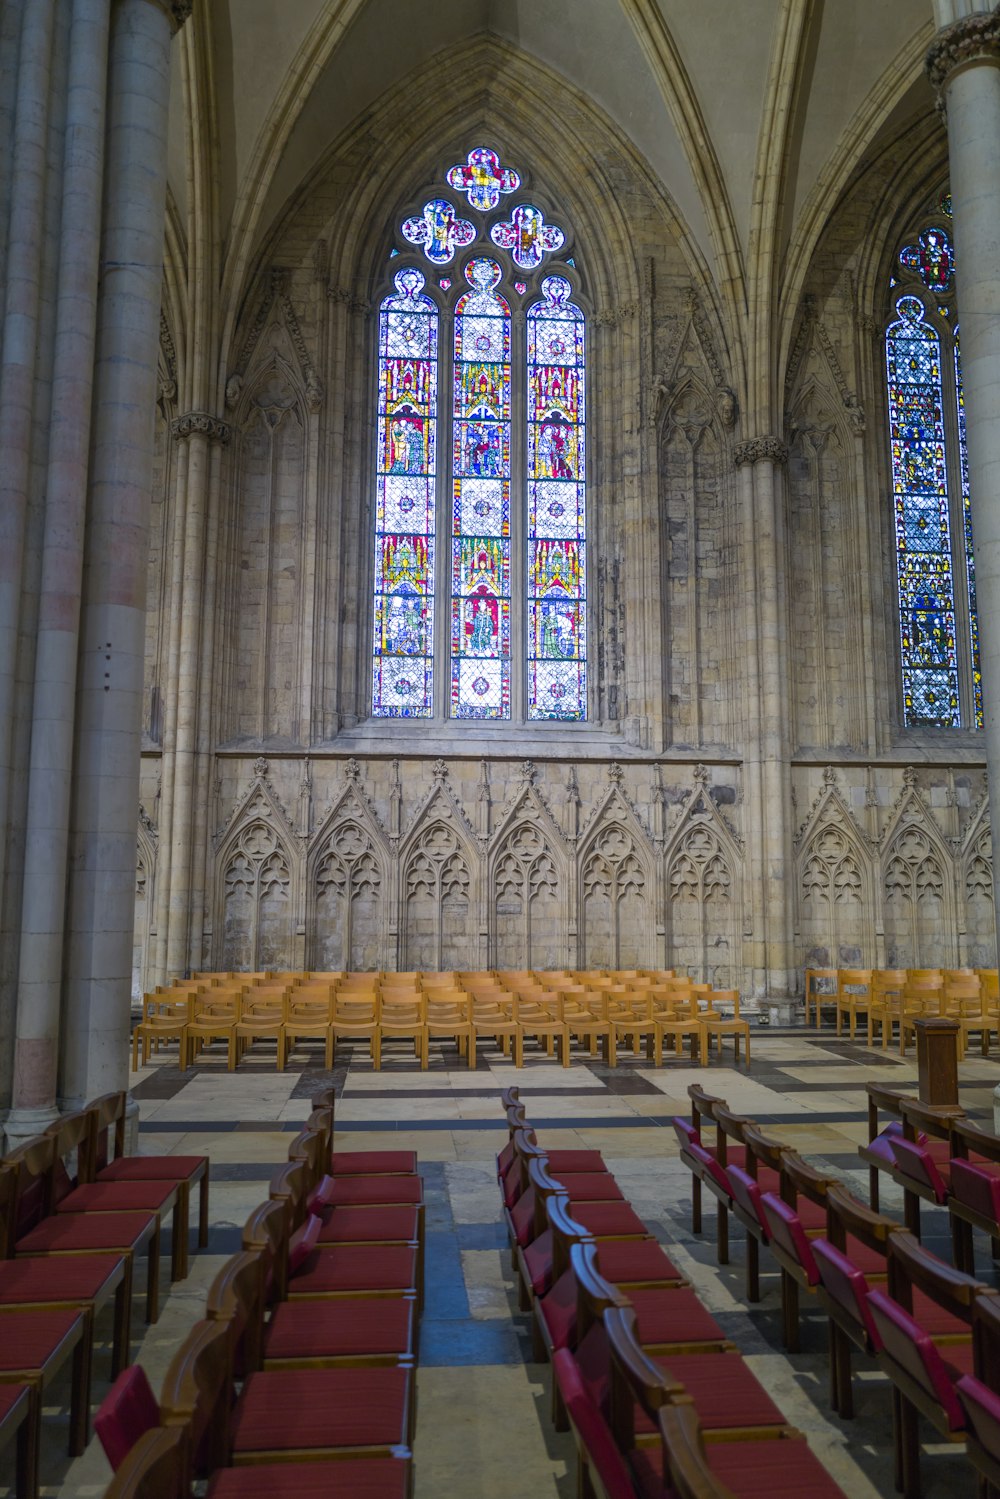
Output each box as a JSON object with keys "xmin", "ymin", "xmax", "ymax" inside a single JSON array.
[
  {"xmin": 631, "ymin": 1432, "xmax": 849, "ymax": 1498},
  {"xmin": 0, "ymin": 1254, "xmax": 131, "ymax": 1375},
  {"xmin": 0, "ymin": 1306, "xmax": 90, "ymax": 1456},
  {"xmin": 230, "ymin": 1366, "xmax": 413, "ymax": 1462},
  {"xmin": 330, "ymin": 1152, "xmax": 417, "ymax": 1176},
  {"xmin": 207, "ymin": 1457, "xmax": 411, "ymax": 1499},
  {"xmin": 262, "ymin": 1296, "xmax": 416, "ymax": 1368}
]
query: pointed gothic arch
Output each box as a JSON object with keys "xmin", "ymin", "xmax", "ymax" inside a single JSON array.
[{"xmin": 664, "ymin": 776, "xmax": 743, "ymax": 986}]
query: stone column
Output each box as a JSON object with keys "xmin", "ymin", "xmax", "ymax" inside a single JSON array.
[
  {"xmin": 7, "ymin": 0, "xmax": 111, "ymax": 1146},
  {"xmin": 0, "ymin": 0, "xmax": 57, "ymax": 964},
  {"xmin": 926, "ymin": 12, "xmax": 1000, "ymax": 955},
  {"xmin": 735, "ymin": 436, "xmax": 794, "ymax": 997},
  {"xmin": 163, "ymin": 412, "xmax": 231, "ymax": 978},
  {"xmin": 61, "ymin": 0, "xmax": 190, "ymax": 1110}
]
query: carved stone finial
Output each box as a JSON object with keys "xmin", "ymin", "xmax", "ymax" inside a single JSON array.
[
  {"xmin": 253, "ymin": 757, "xmax": 269, "ymax": 779},
  {"xmin": 734, "ymin": 435, "xmax": 789, "ymax": 468},
  {"xmin": 607, "ymin": 761, "xmax": 624, "ymax": 784},
  {"xmin": 478, "ymin": 759, "xmax": 490, "ymax": 800},
  {"xmin": 519, "ymin": 759, "xmax": 536, "ymax": 783},
  {"xmin": 903, "ymin": 766, "xmax": 918, "ymax": 788},
  {"xmin": 693, "ymin": 763, "xmax": 710, "ymax": 785},
  {"xmin": 565, "ymin": 765, "xmax": 580, "ymax": 802},
  {"xmin": 432, "ymin": 758, "xmax": 449, "ymax": 780},
  {"xmin": 344, "ymin": 757, "xmax": 360, "ymax": 781},
  {"xmin": 822, "ymin": 765, "xmax": 838, "ymax": 785},
  {"xmin": 926, "ymin": 13, "xmax": 1000, "ymax": 95}
]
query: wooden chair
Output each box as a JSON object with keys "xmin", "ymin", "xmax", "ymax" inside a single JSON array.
[
  {"xmin": 379, "ymin": 992, "xmax": 428, "ymax": 1068},
  {"xmin": 653, "ymin": 992, "xmax": 706, "ymax": 1066},
  {"xmin": 607, "ymin": 989, "xmax": 657, "ymax": 1062},
  {"xmin": 183, "ymin": 989, "xmax": 242, "ymax": 1070},
  {"xmin": 868, "ymin": 968, "xmax": 908, "ymax": 1049},
  {"xmin": 699, "ymin": 990, "xmax": 750, "ymax": 1063},
  {"xmin": 514, "ymin": 992, "xmax": 569, "ymax": 1066},
  {"xmin": 670, "ymin": 1085, "xmax": 745, "ymax": 1263},
  {"xmin": 804, "ymin": 966, "xmax": 838, "ymax": 1028},
  {"xmin": 281, "ymin": 987, "xmax": 334, "ymax": 1066},
  {"xmin": 131, "ymin": 993, "xmax": 193, "ymax": 1071},
  {"xmin": 328, "ymin": 990, "xmax": 381, "ymax": 1069},
  {"xmin": 833, "ymin": 968, "xmax": 873, "ymax": 1039},
  {"xmin": 103, "ymin": 1425, "xmax": 189, "ymax": 1499},
  {"xmin": 654, "ymin": 1401, "xmax": 848, "ymax": 1499},
  {"xmin": 470, "ymin": 991, "xmax": 520, "ymax": 1067},
  {"xmin": 898, "ymin": 974, "xmax": 945, "ymax": 1055},
  {"xmin": 424, "ymin": 992, "xmax": 474, "ymax": 1066},
  {"xmin": 561, "ymin": 987, "xmax": 613, "ymax": 1064}
]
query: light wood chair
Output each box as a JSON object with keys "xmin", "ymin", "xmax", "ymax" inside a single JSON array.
[
  {"xmin": 131, "ymin": 993, "xmax": 193, "ymax": 1071},
  {"xmin": 233, "ymin": 989, "xmax": 288, "ymax": 1070},
  {"xmin": 379, "ymin": 993, "xmax": 429, "ymax": 1068},
  {"xmin": 653, "ymin": 992, "xmax": 706, "ymax": 1065},
  {"xmin": 183, "ymin": 989, "xmax": 243, "ymax": 1070},
  {"xmin": 867, "ymin": 969, "xmax": 908, "ymax": 1049},
  {"xmin": 329, "ymin": 991, "xmax": 381, "ymax": 1069},
  {"xmin": 833, "ymin": 968, "xmax": 873, "ymax": 1038},
  {"xmin": 804, "ymin": 966, "xmax": 838, "ymax": 1028},
  {"xmin": 514, "ymin": 992, "xmax": 569, "ymax": 1067},
  {"xmin": 699, "ymin": 990, "xmax": 751, "ymax": 1062},
  {"xmin": 424, "ymin": 992, "xmax": 475, "ymax": 1066},
  {"xmin": 471, "ymin": 992, "xmax": 520, "ymax": 1066},
  {"xmin": 281, "ymin": 988, "xmax": 335, "ymax": 1066}
]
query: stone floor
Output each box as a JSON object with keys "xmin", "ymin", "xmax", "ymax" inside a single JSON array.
[{"xmin": 8, "ymin": 1026, "xmax": 1000, "ymax": 1498}]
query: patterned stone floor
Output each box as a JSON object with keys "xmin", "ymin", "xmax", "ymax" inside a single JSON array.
[{"xmin": 11, "ymin": 1027, "xmax": 1000, "ymax": 1498}]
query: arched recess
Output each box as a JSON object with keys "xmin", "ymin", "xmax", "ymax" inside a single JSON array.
[
  {"xmin": 230, "ymin": 34, "xmax": 725, "ymax": 750},
  {"xmin": 794, "ymin": 774, "xmax": 875, "ymax": 971},
  {"xmin": 664, "ymin": 773, "xmax": 743, "ymax": 987},
  {"xmin": 133, "ymin": 813, "xmax": 158, "ymax": 1004},
  {"xmin": 225, "ymin": 320, "xmax": 313, "ymax": 744},
  {"xmin": 489, "ymin": 779, "xmax": 570, "ymax": 971},
  {"xmin": 657, "ymin": 372, "xmax": 734, "ymax": 750},
  {"xmin": 880, "ymin": 774, "xmax": 957, "ymax": 968},
  {"xmin": 577, "ymin": 785, "xmax": 656, "ymax": 969},
  {"xmin": 398, "ymin": 775, "xmax": 481, "ymax": 972},
  {"xmin": 961, "ymin": 796, "xmax": 995, "ymax": 968},
  {"xmin": 307, "ymin": 782, "xmax": 389, "ymax": 972},
  {"xmin": 785, "ymin": 374, "xmax": 865, "ymax": 751},
  {"xmin": 215, "ymin": 778, "xmax": 299, "ymax": 971}
]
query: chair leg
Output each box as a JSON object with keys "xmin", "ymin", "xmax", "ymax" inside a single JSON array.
[
  {"xmin": 199, "ymin": 1168, "xmax": 210, "ymax": 1248},
  {"xmin": 781, "ymin": 1272, "xmax": 799, "ymax": 1353},
  {"xmin": 834, "ymin": 1326, "xmax": 854, "ymax": 1419},
  {"xmin": 691, "ymin": 1175, "xmax": 702, "ymax": 1235},
  {"xmin": 716, "ymin": 1199, "xmax": 729, "ymax": 1265},
  {"xmin": 69, "ymin": 1311, "xmax": 93, "ymax": 1455},
  {"xmin": 746, "ymin": 1234, "xmax": 760, "ymax": 1303},
  {"xmin": 899, "ymin": 1393, "xmax": 921, "ymax": 1499},
  {"xmin": 903, "ymin": 1189, "xmax": 921, "ymax": 1239},
  {"xmin": 952, "ymin": 1215, "xmax": 974, "ymax": 1275}
]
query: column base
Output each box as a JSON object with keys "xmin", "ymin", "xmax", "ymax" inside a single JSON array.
[{"xmin": 2, "ymin": 1102, "xmax": 61, "ymax": 1152}]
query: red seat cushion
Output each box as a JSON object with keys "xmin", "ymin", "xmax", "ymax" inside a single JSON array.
[
  {"xmin": 912, "ymin": 1288, "xmax": 972, "ymax": 1339},
  {"xmin": 539, "ymin": 1269, "xmax": 577, "ymax": 1351},
  {"xmin": 331, "ymin": 1152, "xmax": 417, "ymax": 1176},
  {"xmin": 843, "ymin": 1234, "xmax": 888, "ymax": 1278},
  {"xmin": 94, "ymin": 1366, "xmax": 159, "ymax": 1470},
  {"xmin": 56, "ymin": 1182, "xmax": 176, "ymax": 1214},
  {"xmin": 547, "ymin": 1150, "xmax": 606, "ymax": 1174},
  {"xmin": 231, "ymin": 1368, "xmax": 410, "ymax": 1453},
  {"xmin": 207, "ymin": 1459, "xmax": 410, "ymax": 1498},
  {"xmin": 289, "ymin": 1244, "xmax": 417, "ymax": 1296},
  {"xmin": 0, "ymin": 1308, "xmax": 83, "ymax": 1370},
  {"xmin": 596, "ymin": 1240, "xmax": 682, "ymax": 1286},
  {"xmin": 16, "ymin": 1211, "xmax": 154, "ymax": 1253},
  {"xmin": 316, "ymin": 1177, "xmax": 423, "ymax": 1208},
  {"xmin": 264, "ymin": 1298, "xmax": 415, "ymax": 1362},
  {"xmin": 0, "ymin": 1384, "xmax": 29, "ymax": 1422},
  {"xmin": 631, "ymin": 1287, "xmax": 724, "ymax": 1348},
  {"xmin": 551, "ymin": 1173, "xmax": 624, "ymax": 1203},
  {"xmin": 640, "ymin": 1352, "xmax": 785, "ymax": 1434},
  {"xmin": 630, "ymin": 1437, "xmax": 849, "ymax": 1498},
  {"xmin": 569, "ymin": 1203, "xmax": 648, "ymax": 1239},
  {"xmin": 98, "ymin": 1156, "xmax": 205, "ymax": 1182},
  {"xmin": 317, "ymin": 1206, "xmax": 421, "ymax": 1244},
  {"xmin": 0, "ymin": 1256, "xmax": 122, "ymax": 1304},
  {"xmin": 794, "ymin": 1196, "xmax": 827, "ymax": 1233}
]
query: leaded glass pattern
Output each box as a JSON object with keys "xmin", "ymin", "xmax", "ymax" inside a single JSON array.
[
  {"xmin": 526, "ymin": 275, "xmax": 587, "ymax": 720},
  {"xmin": 372, "ymin": 268, "xmax": 438, "ymax": 717},
  {"xmin": 490, "ymin": 205, "xmax": 565, "ymax": 270},
  {"xmin": 451, "ymin": 259, "xmax": 511, "ymax": 718},
  {"xmin": 886, "ymin": 294, "xmax": 959, "ymax": 727},
  {"xmin": 899, "ymin": 226, "xmax": 954, "ymax": 293},
  {"xmin": 955, "ymin": 333, "xmax": 983, "ymax": 727}
]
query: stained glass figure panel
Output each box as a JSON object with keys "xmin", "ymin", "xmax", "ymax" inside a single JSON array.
[
  {"xmin": 490, "ymin": 204, "xmax": 565, "ymax": 270},
  {"xmin": 372, "ymin": 269, "xmax": 438, "ymax": 717},
  {"xmin": 886, "ymin": 294, "xmax": 959, "ymax": 727},
  {"xmin": 899, "ymin": 225, "xmax": 954, "ymax": 294},
  {"xmin": 446, "ymin": 146, "xmax": 520, "ymax": 210},
  {"xmin": 401, "ymin": 199, "xmax": 475, "ymax": 265},
  {"xmin": 955, "ymin": 333, "xmax": 983, "ymax": 727},
  {"xmin": 451, "ymin": 258, "xmax": 511, "ymax": 719},
  {"xmin": 527, "ymin": 276, "xmax": 587, "ymax": 720}
]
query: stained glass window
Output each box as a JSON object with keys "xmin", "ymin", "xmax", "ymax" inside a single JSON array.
[
  {"xmin": 371, "ymin": 147, "xmax": 587, "ymax": 724},
  {"xmin": 527, "ymin": 276, "xmax": 587, "ymax": 719},
  {"xmin": 887, "ymin": 206, "xmax": 980, "ymax": 730},
  {"xmin": 451, "ymin": 259, "xmax": 511, "ymax": 718},
  {"xmin": 372, "ymin": 268, "xmax": 438, "ymax": 717}
]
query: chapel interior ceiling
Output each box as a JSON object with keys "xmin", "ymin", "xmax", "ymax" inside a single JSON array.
[{"xmin": 167, "ymin": 0, "xmax": 937, "ymax": 296}]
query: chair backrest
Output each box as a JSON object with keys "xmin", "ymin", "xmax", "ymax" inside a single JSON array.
[
  {"xmin": 527, "ymin": 1153, "xmax": 569, "ymax": 1238},
  {"xmin": 570, "ymin": 1240, "xmax": 630, "ymax": 1343},
  {"xmin": 88, "ymin": 1090, "xmax": 128, "ymax": 1168},
  {"xmin": 45, "ymin": 1108, "xmax": 96, "ymax": 1192},
  {"xmin": 159, "ymin": 1318, "xmax": 233, "ymax": 1477},
  {"xmin": 332, "ymin": 992, "xmax": 378, "ymax": 1022},
  {"xmin": 205, "ymin": 1249, "xmax": 265, "ymax": 1377},
  {"xmin": 604, "ymin": 1304, "xmax": 679, "ymax": 1450},
  {"xmin": 3, "ymin": 1132, "xmax": 58, "ymax": 1237},
  {"xmin": 103, "ymin": 1426, "xmax": 189, "ymax": 1499},
  {"xmin": 95, "ymin": 1365, "xmax": 161, "ymax": 1471},
  {"xmin": 310, "ymin": 1085, "xmax": 336, "ymax": 1111},
  {"xmin": 952, "ymin": 1117, "xmax": 1000, "ymax": 1165},
  {"xmin": 657, "ymin": 1400, "xmax": 740, "ymax": 1499},
  {"xmin": 551, "ymin": 1347, "xmax": 638, "ymax": 1499},
  {"xmin": 825, "ymin": 1181, "xmax": 904, "ymax": 1256},
  {"xmin": 269, "ymin": 1161, "xmax": 310, "ymax": 1228},
  {"xmin": 287, "ymin": 1128, "xmax": 326, "ymax": 1190},
  {"xmin": 740, "ymin": 1121, "xmax": 786, "ymax": 1180},
  {"xmin": 887, "ymin": 1230, "xmax": 993, "ymax": 1321},
  {"xmin": 781, "ymin": 1150, "xmax": 836, "ymax": 1211},
  {"xmin": 838, "ymin": 968, "xmax": 872, "ymax": 990},
  {"xmin": 242, "ymin": 1199, "xmax": 289, "ymax": 1299},
  {"xmin": 547, "ymin": 1193, "xmax": 594, "ymax": 1282}
]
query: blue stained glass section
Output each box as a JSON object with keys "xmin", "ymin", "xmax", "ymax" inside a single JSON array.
[
  {"xmin": 886, "ymin": 295, "xmax": 959, "ymax": 727},
  {"xmin": 955, "ymin": 333, "xmax": 983, "ymax": 728}
]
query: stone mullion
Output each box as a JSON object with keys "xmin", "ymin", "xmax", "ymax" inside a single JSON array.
[
  {"xmin": 683, "ymin": 428, "xmax": 701, "ymax": 746},
  {"xmin": 189, "ymin": 435, "xmax": 227, "ymax": 971},
  {"xmin": 849, "ymin": 317, "xmax": 882, "ymax": 753}
]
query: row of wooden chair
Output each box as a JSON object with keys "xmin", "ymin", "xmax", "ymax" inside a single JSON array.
[
  {"xmin": 98, "ymin": 1091, "xmax": 423, "ymax": 1497},
  {"xmin": 805, "ymin": 966, "xmax": 1000, "ymax": 1054},
  {"xmin": 0, "ymin": 1092, "xmax": 209, "ymax": 1499},
  {"xmin": 674, "ymin": 1081, "xmax": 1000, "ymax": 1497},
  {"xmin": 496, "ymin": 1087, "xmax": 848, "ymax": 1499},
  {"xmin": 134, "ymin": 976, "xmax": 752, "ymax": 1074}
]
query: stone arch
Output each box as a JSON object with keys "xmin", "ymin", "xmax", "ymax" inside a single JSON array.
[
  {"xmin": 961, "ymin": 799, "xmax": 995, "ymax": 968},
  {"xmin": 796, "ymin": 796, "xmax": 874, "ymax": 970},
  {"xmin": 401, "ymin": 819, "xmax": 474, "ymax": 973},
  {"xmin": 664, "ymin": 781, "xmax": 742, "ymax": 987},
  {"xmin": 308, "ymin": 815, "xmax": 385, "ymax": 973},
  {"xmin": 577, "ymin": 794, "xmax": 655, "ymax": 970},
  {"xmin": 490, "ymin": 810, "xmax": 569, "ymax": 972},
  {"xmin": 880, "ymin": 784, "xmax": 956, "ymax": 968},
  {"xmin": 215, "ymin": 775, "xmax": 299, "ymax": 971}
]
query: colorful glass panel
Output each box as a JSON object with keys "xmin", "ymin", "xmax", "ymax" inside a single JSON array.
[
  {"xmin": 527, "ymin": 275, "xmax": 587, "ymax": 720},
  {"xmin": 899, "ymin": 225, "xmax": 954, "ymax": 293},
  {"xmin": 885, "ymin": 295, "xmax": 959, "ymax": 727},
  {"xmin": 372, "ymin": 268, "xmax": 438, "ymax": 717},
  {"xmin": 401, "ymin": 199, "xmax": 476, "ymax": 265},
  {"xmin": 955, "ymin": 332, "xmax": 983, "ymax": 727},
  {"xmin": 490, "ymin": 204, "xmax": 565, "ymax": 270},
  {"xmin": 451, "ymin": 258, "xmax": 511, "ymax": 719},
  {"xmin": 446, "ymin": 146, "xmax": 520, "ymax": 210}
]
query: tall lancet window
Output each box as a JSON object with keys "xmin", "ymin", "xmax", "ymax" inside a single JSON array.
[
  {"xmin": 885, "ymin": 195, "xmax": 981, "ymax": 729},
  {"xmin": 370, "ymin": 146, "xmax": 588, "ymax": 721}
]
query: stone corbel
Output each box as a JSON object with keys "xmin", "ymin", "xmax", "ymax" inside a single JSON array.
[
  {"xmin": 733, "ymin": 435, "xmax": 789, "ymax": 467},
  {"xmin": 170, "ymin": 411, "xmax": 232, "ymax": 444}
]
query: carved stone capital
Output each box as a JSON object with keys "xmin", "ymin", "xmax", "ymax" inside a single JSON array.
[
  {"xmin": 927, "ymin": 12, "xmax": 1000, "ymax": 93},
  {"xmin": 145, "ymin": 0, "xmax": 193, "ymax": 34},
  {"xmin": 170, "ymin": 410, "xmax": 232, "ymax": 444},
  {"xmin": 733, "ymin": 435, "xmax": 788, "ymax": 467}
]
